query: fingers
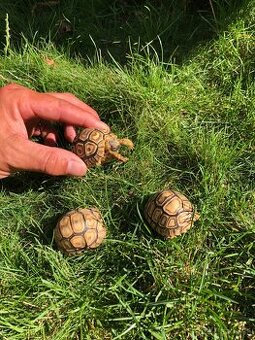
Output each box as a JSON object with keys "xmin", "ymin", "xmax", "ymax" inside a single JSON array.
[
  {"xmin": 2, "ymin": 83, "xmax": 109, "ymax": 131},
  {"xmin": 7, "ymin": 136, "xmax": 87, "ymax": 176},
  {"xmin": 49, "ymin": 93, "xmax": 100, "ymax": 120},
  {"xmin": 29, "ymin": 92, "xmax": 109, "ymax": 131},
  {"xmin": 32, "ymin": 122, "xmax": 77, "ymax": 144},
  {"xmin": 33, "ymin": 122, "xmax": 76, "ymax": 144},
  {"xmin": 43, "ymin": 132, "xmax": 57, "ymax": 147},
  {"xmin": 32, "ymin": 122, "xmax": 58, "ymax": 146},
  {"xmin": 64, "ymin": 125, "xmax": 76, "ymax": 143}
]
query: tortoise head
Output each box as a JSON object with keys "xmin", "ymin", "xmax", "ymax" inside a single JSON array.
[
  {"xmin": 104, "ymin": 133, "xmax": 133, "ymax": 163},
  {"xmin": 108, "ymin": 138, "xmax": 121, "ymax": 152}
]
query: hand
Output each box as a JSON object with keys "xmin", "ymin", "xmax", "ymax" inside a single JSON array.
[{"xmin": 0, "ymin": 83, "xmax": 109, "ymax": 179}]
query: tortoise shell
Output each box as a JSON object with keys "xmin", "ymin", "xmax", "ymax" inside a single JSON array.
[
  {"xmin": 54, "ymin": 207, "xmax": 106, "ymax": 255},
  {"xmin": 72, "ymin": 128, "xmax": 134, "ymax": 168},
  {"xmin": 144, "ymin": 190, "xmax": 199, "ymax": 239}
]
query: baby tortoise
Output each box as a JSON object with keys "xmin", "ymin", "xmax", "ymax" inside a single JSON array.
[
  {"xmin": 72, "ymin": 128, "xmax": 134, "ymax": 168},
  {"xmin": 144, "ymin": 189, "xmax": 199, "ymax": 239},
  {"xmin": 54, "ymin": 207, "xmax": 106, "ymax": 255}
]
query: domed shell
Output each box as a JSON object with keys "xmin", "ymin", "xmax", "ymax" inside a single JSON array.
[
  {"xmin": 54, "ymin": 207, "xmax": 106, "ymax": 255},
  {"xmin": 144, "ymin": 190, "xmax": 199, "ymax": 239},
  {"xmin": 72, "ymin": 128, "xmax": 106, "ymax": 168}
]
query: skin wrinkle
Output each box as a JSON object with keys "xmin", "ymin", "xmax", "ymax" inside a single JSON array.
[
  {"xmin": 0, "ymin": 133, "xmax": 26, "ymax": 173},
  {"xmin": 41, "ymin": 148, "xmax": 66, "ymax": 175}
]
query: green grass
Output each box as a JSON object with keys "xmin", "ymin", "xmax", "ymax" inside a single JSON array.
[{"xmin": 0, "ymin": 0, "xmax": 254, "ymax": 339}]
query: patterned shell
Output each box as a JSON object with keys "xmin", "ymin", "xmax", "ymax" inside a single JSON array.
[
  {"xmin": 72, "ymin": 128, "xmax": 107, "ymax": 168},
  {"xmin": 54, "ymin": 207, "xmax": 106, "ymax": 255},
  {"xmin": 144, "ymin": 190, "xmax": 199, "ymax": 239}
]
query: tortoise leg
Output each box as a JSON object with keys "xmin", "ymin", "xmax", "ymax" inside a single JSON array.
[
  {"xmin": 118, "ymin": 138, "xmax": 134, "ymax": 150},
  {"xmin": 107, "ymin": 151, "xmax": 128, "ymax": 163}
]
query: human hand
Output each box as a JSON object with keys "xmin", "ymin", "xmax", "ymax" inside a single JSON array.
[{"xmin": 0, "ymin": 83, "xmax": 109, "ymax": 179}]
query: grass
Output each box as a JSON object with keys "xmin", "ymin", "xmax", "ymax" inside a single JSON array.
[{"xmin": 0, "ymin": 0, "xmax": 254, "ymax": 339}]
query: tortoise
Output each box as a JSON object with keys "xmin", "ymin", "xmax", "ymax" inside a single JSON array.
[
  {"xmin": 72, "ymin": 128, "xmax": 134, "ymax": 168},
  {"xmin": 54, "ymin": 207, "xmax": 106, "ymax": 255},
  {"xmin": 144, "ymin": 189, "xmax": 199, "ymax": 239}
]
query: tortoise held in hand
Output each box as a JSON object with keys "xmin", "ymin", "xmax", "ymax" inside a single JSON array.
[
  {"xmin": 144, "ymin": 189, "xmax": 199, "ymax": 239},
  {"xmin": 54, "ymin": 207, "xmax": 106, "ymax": 255},
  {"xmin": 72, "ymin": 128, "xmax": 134, "ymax": 168}
]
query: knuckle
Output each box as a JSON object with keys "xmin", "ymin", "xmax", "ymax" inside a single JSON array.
[{"xmin": 0, "ymin": 83, "xmax": 21, "ymax": 94}]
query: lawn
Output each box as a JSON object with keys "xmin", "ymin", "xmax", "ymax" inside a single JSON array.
[{"xmin": 0, "ymin": 0, "xmax": 254, "ymax": 339}]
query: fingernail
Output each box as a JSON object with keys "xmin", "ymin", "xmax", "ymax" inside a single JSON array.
[{"xmin": 67, "ymin": 160, "xmax": 87, "ymax": 176}]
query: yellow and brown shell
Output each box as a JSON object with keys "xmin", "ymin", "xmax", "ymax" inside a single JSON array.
[
  {"xmin": 54, "ymin": 207, "xmax": 106, "ymax": 255},
  {"xmin": 72, "ymin": 128, "xmax": 134, "ymax": 168},
  {"xmin": 144, "ymin": 189, "xmax": 199, "ymax": 239}
]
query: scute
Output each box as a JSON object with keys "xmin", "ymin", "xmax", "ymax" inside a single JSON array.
[
  {"xmin": 84, "ymin": 141, "xmax": 98, "ymax": 157},
  {"xmin": 84, "ymin": 229, "xmax": 98, "ymax": 247},
  {"xmin": 174, "ymin": 191, "xmax": 189, "ymax": 202},
  {"xmin": 89, "ymin": 129, "xmax": 105, "ymax": 143},
  {"xmin": 85, "ymin": 217, "xmax": 98, "ymax": 229},
  {"xmin": 159, "ymin": 214, "xmax": 168, "ymax": 228},
  {"xmin": 163, "ymin": 196, "xmax": 182, "ymax": 215},
  {"xmin": 152, "ymin": 207, "xmax": 162, "ymax": 223},
  {"xmin": 70, "ymin": 235, "xmax": 86, "ymax": 248},
  {"xmin": 78, "ymin": 128, "xmax": 92, "ymax": 141},
  {"xmin": 166, "ymin": 217, "xmax": 177, "ymax": 229},
  {"xmin": 177, "ymin": 211, "xmax": 192, "ymax": 227},
  {"xmin": 97, "ymin": 223, "xmax": 107, "ymax": 236},
  {"xmin": 59, "ymin": 217, "xmax": 73, "ymax": 238},
  {"xmin": 156, "ymin": 190, "xmax": 175, "ymax": 206},
  {"xmin": 182, "ymin": 199, "xmax": 193, "ymax": 212},
  {"xmin": 70, "ymin": 212, "xmax": 85, "ymax": 233},
  {"xmin": 75, "ymin": 143, "xmax": 86, "ymax": 158}
]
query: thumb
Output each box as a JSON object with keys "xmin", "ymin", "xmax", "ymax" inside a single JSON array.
[{"xmin": 10, "ymin": 138, "xmax": 87, "ymax": 176}]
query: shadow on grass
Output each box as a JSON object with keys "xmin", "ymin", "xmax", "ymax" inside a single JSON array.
[
  {"xmin": 0, "ymin": 0, "xmax": 248, "ymax": 64},
  {"xmin": 0, "ymin": 172, "xmax": 65, "ymax": 194},
  {"xmin": 19, "ymin": 213, "xmax": 58, "ymax": 247}
]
